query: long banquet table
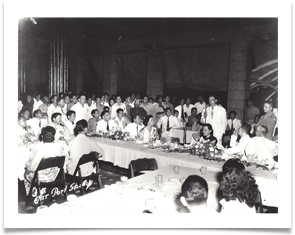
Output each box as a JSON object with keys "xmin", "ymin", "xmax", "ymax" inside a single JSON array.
[
  {"xmin": 42, "ymin": 165, "xmax": 276, "ymax": 215},
  {"xmin": 93, "ymin": 137, "xmax": 277, "ymax": 207}
]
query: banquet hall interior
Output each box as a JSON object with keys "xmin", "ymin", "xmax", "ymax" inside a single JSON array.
[{"xmin": 18, "ymin": 18, "xmax": 278, "ymax": 214}]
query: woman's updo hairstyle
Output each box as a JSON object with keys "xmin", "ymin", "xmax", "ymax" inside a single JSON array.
[
  {"xmin": 74, "ymin": 119, "xmax": 88, "ymax": 136},
  {"xmin": 39, "ymin": 126, "xmax": 56, "ymax": 143},
  {"xmin": 143, "ymin": 115, "xmax": 153, "ymax": 127}
]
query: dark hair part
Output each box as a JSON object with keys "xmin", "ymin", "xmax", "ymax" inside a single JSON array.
[
  {"xmin": 240, "ymin": 123, "xmax": 251, "ymax": 135},
  {"xmin": 100, "ymin": 111, "xmax": 109, "ymax": 119},
  {"xmin": 39, "ymin": 126, "xmax": 56, "ymax": 143},
  {"xmin": 33, "ymin": 109, "xmax": 41, "ymax": 118},
  {"xmin": 202, "ymin": 123, "xmax": 214, "ymax": 136},
  {"xmin": 165, "ymin": 107, "xmax": 172, "ymax": 112},
  {"xmin": 51, "ymin": 112, "xmax": 61, "ymax": 122},
  {"xmin": 219, "ymin": 162, "xmax": 260, "ymax": 208},
  {"xmin": 143, "ymin": 115, "xmax": 153, "ymax": 126},
  {"xmin": 229, "ymin": 110, "xmax": 237, "ymax": 116},
  {"xmin": 180, "ymin": 175, "xmax": 208, "ymax": 206},
  {"xmin": 91, "ymin": 109, "xmax": 99, "ymax": 117},
  {"xmin": 116, "ymin": 108, "xmax": 123, "ymax": 114},
  {"xmin": 74, "ymin": 119, "xmax": 88, "ymax": 136},
  {"xmin": 66, "ymin": 110, "xmax": 75, "ymax": 118}
]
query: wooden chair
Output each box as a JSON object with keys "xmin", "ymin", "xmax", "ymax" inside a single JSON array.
[
  {"xmin": 26, "ymin": 156, "xmax": 67, "ymax": 208},
  {"xmin": 129, "ymin": 158, "xmax": 158, "ymax": 178},
  {"xmin": 66, "ymin": 152, "xmax": 103, "ymax": 195}
]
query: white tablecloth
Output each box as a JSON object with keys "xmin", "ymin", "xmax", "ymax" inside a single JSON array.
[
  {"xmin": 171, "ymin": 127, "xmax": 195, "ymax": 144},
  {"xmin": 93, "ymin": 138, "xmax": 277, "ymax": 207},
  {"xmin": 42, "ymin": 165, "xmax": 277, "ymax": 215}
]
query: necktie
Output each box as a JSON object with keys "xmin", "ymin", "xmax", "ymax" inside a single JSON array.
[
  {"xmin": 106, "ymin": 122, "xmax": 109, "ymax": 131},
  {"xmin": 167, "ymin": 117, "xmax": 170, "ymax": 130},
  {"xmin": 39, "ymin": 119, "xmax": 41, "ymax": 128},
  {"xmin": 137, "ymin": 124, "xmax": 139, "ymax": 135},
  {"xmin": 231, "ymin": 121, "xmax": 234, "ymax": 131},
  {"xmin": 211, "ymin": 107, "xmax": 214, "ymax": 119},
  {"xmin": 181, "ymin": 106, "xmax": 185, "ymax": 120}
]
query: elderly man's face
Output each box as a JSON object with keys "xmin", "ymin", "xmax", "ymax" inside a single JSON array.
[{"xmin": 263, "ymin": 103, "xmax": 272, "ymax": 113}]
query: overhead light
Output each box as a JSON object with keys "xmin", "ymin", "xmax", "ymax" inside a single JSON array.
[{"xmin": 30, "ymin": 18, "xmax": 37, "ymax": 25}]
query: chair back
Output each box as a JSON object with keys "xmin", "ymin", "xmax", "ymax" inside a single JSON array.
[
  {"xmin": 27, "ymin": 156, "xmax": 66, "ymax": 207},
  {"xmin": 129, "ymin": 158, "xmax": 158, "ymax": 178},
  {"xmin": 73, "ymin": 152, "xmax": 100, "ymax": 176}
]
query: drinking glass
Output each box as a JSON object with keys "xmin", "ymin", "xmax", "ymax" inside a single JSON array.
[
  {"xmin": 199, "ymin": 166, "xmax": 207, "ymax": 175},
  {"xmin": 115, "ymin": 181, "xmax": 125, "ymax": 195},
  {"xmin": 173, "ymin": 166, "xmax": 180, "ymax": 174},
  {"xmin": 155, "ymin": 174, "xmax": 164, "ymax": 188}
]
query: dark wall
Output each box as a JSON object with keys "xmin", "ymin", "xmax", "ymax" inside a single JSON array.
[{"xmin": 252, "ymin": 40, "xmax": 278, "ymax": 67}]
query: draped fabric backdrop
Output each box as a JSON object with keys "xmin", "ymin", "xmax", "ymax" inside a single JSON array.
[
  {"xmin": 165, "ymin": 44, "xmax": 230, "ymax": 92},
  {"xmin": 83, "ymin": 56, "xmax": 104, "ymax": 95},
  {"xmin": 119, "ymin": 52, "xmax": 147, "ymax": 94}
]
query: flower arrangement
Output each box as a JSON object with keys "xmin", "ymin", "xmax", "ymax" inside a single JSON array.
[{"xmin": 86, "ymin": 128, "xmax": 132, "ymax": 141}]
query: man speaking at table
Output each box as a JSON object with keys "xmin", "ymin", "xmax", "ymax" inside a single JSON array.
[{"xmin": 201, "ymin": 95, "xmax": 227, "ymax": 145}]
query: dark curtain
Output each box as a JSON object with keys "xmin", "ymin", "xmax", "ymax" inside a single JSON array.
[{"xmin": 120, "ymin": 52, "xmax": 147, "ymax": 94}]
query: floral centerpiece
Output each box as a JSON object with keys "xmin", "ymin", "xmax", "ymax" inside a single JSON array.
[{"xmin": 86, "ymin": 127, "xmax": 133, "ymax": 141}]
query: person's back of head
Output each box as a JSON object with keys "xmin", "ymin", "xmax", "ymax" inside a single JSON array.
[
  {"xmin": 220, "ymin": 160, "xmax": 259, "ymax": 209},
  {"xmin": 74, "ymin": 119, "xmax": 88, "ymax": 136},
  {"xmin": 177, "ymin": 175, "xmax": 208, "ymax": 213},
  {"xmin": 39, "ymin": 126, "xmax": 56, "ymax": 143}
]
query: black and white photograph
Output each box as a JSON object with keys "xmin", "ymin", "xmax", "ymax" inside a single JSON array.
[{"xmin": 3, "ymin": 0, "xmax": 292, "ymax": 229}]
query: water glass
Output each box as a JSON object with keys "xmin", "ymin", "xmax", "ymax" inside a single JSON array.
[
  {"xmin": 199, "ymin": 166, "xmax": 207, "ymax": 175},
  {"xmin": 115, "ymin": 181, "xmax": 125, "ymax": 195},
  {"xmin": 155, "ymin": 174, "xmax": 164, "ymax": 188},
  {"xmin": 173, "ymin": 166, "xmax": 180, "ymax": 174}
]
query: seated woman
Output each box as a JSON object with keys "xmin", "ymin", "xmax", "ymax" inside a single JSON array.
[
  {"xmin": 189, "ymin": 123, "xmax": 217, "ymax": 147},
  {"xmin": 175, "ymin": 175, "xmax": 216, "ymax": 213},
  {"xmin": 67, "ymin": 119, "xmax": 104, "ymax": 177},
  {"xmin": 138, "ymin": 115, "xmax": 159, "ymax": 143},
  {"xmin": 218, "ymin": 159, "xmax": 261, "ymax": 214},
  {"xmin": 23, "ymin": 126, "xmax": 69, "ymax": 195}
]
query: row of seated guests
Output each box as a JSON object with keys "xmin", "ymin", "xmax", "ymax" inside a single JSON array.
[{"xmin": 176, "ymin": 158, "xmax": 261, "ymax": 214}]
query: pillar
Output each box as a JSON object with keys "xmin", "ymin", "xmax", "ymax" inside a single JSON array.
[
  {"xmin": 227, "ymin": 41, "xmax": 252, "ymax": 121},
  {"xmin": 103, "ymin": 54, "xmax": 119, "ymax": 95},
  {"xmin": 49, "ymin": 19, "xmax": 68, "ymax": 96},
  {"xmin": 146, "ymin": 49, "xmax": 165, "ymax": 98}
]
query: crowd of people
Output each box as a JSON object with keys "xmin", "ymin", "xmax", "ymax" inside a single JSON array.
[{"xmin": 18, "ymin": 90, "xmax": 278, "ymax": 212}]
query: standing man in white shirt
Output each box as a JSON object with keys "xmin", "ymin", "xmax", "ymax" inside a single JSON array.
[
  {"xmin": 184, "ymin": 98, "xmax": 195, "ymax": 117},
  {"xmin": 52, "ymin": 97, "xmax": 67, "ymax": 123},
  {"xmin": 125, "ymin": 114, "xmax": 145, "ymax": 138},
  {"xmin": 201, "ymin": 95, "xmax": 227, "ymax": 145},
  {"xmin": 194, "ymin": 95, "xmax": 206, "ymax": 115},
  {"xmin": 86, "ymin": 96, "xmax": 97, "ymax": 121},
  {"xmin": 32, "ymin": 92, "xmax": 43, "ymax": 113},
  {"xmin": 110, "ymin": 96, "xmax": 126, "ymax": 119},
  {"xmin": 157, "ymin": 107, "xmax": 181, "ymax": 138},
  {"xmin": 96, "ymin": 111, "xmax": 111, "ymax": 132},
  {"xmin": 47, "ymin": 95, "xmax": 58, "ymax": 124},
  {"xmin": 175, "ymin": 99, "xmax": 187, "ymax": 122},
  {"xmin": 26, "ymin": 109, "xmax": 48, "ymax": 137},
  {"xmin": 64, "ymin": 110, "xmax": 76, "ymax": 135},
  {"xmin": 71, "ymin": 94, "xmax": 88, "ymax": 124}
]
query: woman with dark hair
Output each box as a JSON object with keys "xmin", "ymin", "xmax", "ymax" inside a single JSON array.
[
  {"xmin": 219, "ymin": 159, "xmax": 261, "ymax": 214},
  {"xmin": 67, "ymin": 119, "xmax": 104, "ymax": 176},
  {"xmin": 188, "ymin": 123, "xmax": 217, "ymax": 147},
  {"xmin": 138, "ymin": 115, "xmax": 158, "ymax": 143},
  {"xmin": 23, "ymin": 126, "xmax": 69, "ymax": 195},
  {"xmin": 176, "ymin": 175, "xmax": 216, "ymax": 213}
]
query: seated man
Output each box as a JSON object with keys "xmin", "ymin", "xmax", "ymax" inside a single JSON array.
[
  {"xmin": 125, "ymin": 114, "xmax": 145, "ymax": 138},
  {"xmin": 223, "ymin": 110, "xmax": 242, "ymax": 147},
  {"xmin": 18, "ymin": 116, "xmax": 37, "ymax": 145},
  {"xmin": 245, "ymin": 125, "xmax": 278, "ymax": 165},
  {"xmin": 222, "ymin": 123, "xmax": 251, "ymax": 158},
  {"xmin": 187, "ymin": 107, "xmax": 198, "ymax": 127},
  {"xmin": 88, "ymin": 109, "xmax": 100, "ymax": 133},
  {"xmin": 157, "ymin": 107, "xmax": 181, "ymax": 138},
  {"xmin": 64, "ymin": 110, "xmax": 76, "ymax": 135},
  {"xmin": 96, "ymin": 111, "xmax": 111, "ymax": 132},
  {"xmin": 173, "ymin": 110, "xmax": 184, "ymax": 127},
  {"xmin": 48, "ymin": 112, "xmax": 73, "ymax": 142},
  {"xmin": 109, "ymin": 108, "xmax": 130, "ymax": 131},
  {"xmin": 26, "ymin": 109, "xmax": 48, "ymax": 137}
]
